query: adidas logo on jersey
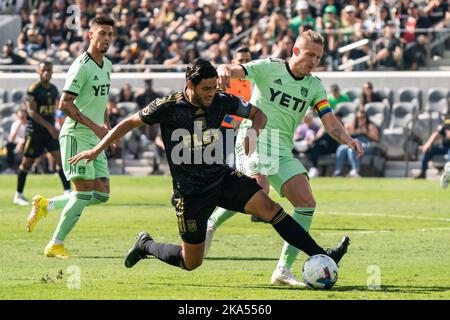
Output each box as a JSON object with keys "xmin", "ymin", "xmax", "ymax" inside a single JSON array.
[
  {"xmin": 93, "ymin": 75, "xmax": 99, "ymax": 81},
  {"xmin": 274, "ymin": 79, "xmax": 283, "ymax": 85}
]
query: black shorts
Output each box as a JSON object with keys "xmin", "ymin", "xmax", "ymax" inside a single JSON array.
[
  {"xmin": 174, "ymin": 169, "xmax": 262, "ymax": 244},
  {"xmin": 23, "ymin": 133, "xmax": 60, "ymax": 158}
]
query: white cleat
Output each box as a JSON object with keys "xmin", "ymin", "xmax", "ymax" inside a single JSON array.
[
  {"xmin": 204, "ymin": 219, "xmax": 216, "ymax": 257},
  {"xmin": 271, "ymin": 266, "xmax": 307, "ymax": 287},
  {"xmin": 13, "ymin": 193, "xmax": 30, "ymax": 206},
  {"xmin": 440, "ymin": 162, "xmax": 450, "ymax": 189}
]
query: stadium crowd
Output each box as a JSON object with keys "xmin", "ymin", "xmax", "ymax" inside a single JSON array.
[{"xmin": 1, "ymin": 0, "xmax": 449, "ymax": 71}]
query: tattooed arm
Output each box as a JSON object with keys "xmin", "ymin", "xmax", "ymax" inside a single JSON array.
[
  {"xmin": 59, "ymin": 92, "xmax": 108, "ymax": 139},
  {"xmin": 321, "ymin": 112, "xmax": 365, "ymax": 157}
]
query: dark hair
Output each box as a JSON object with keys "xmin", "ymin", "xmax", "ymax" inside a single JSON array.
[
  {"xmin": 39, "ymin": 60, "xmax": 53, "ymax": 67},
  {"xmin": 235, "ymin": 46, "xmax": 250, "ymax": 55},
  {"xmin": 89, "ymin": 16, "xmax": 115, "ymax": 28},
  {"xmin": 185, "ymin": 58, "xmax": 218, "ymax": 86}
]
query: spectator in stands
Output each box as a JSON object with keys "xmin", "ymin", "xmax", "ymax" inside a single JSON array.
[
  {"xmin": 0, "ymin": 40, "xmax": 26, "ymax": 65},
  {"xmin": 415, "ymin": 116, "xmax": 450, "ymax": 179},
  {"xmin": 306, "ymin": 111, "xmax": 344, "ymax": 178},
  {"xmin": 373, "ymin": 22, "xmax": 403, "ymax": 70},
  {"xmin": 328, "ymin": 84, "xmax": 350, "ymax": 110},
  {"xmin": 163, "ymin": 36, "xmax": 184, "ymax": 66},
  {"xmin": 231, "ymin": 0, "xmax": 259, "ymax": 33},
  {"xmin": 4, "ymin": 109, "xmax": 27, "ymax": 174},
  {"xmin": 341, "ymin": 29, "xmax": 370, "ymax": 71},
  {"xmin": 340, "ymin": 5, "xmax": 362, "ymax": 43},
  {"xmin": 136, "ymin": 79, "xmax": 162, "ymax": 109},
  {"xmin": 333, "ymin": 109, "xmax": 379, "ymax": 177},
  {"xmin": 203, "ymin": 7, "xmax": 233, "ymax": 45},
  {"xmin": 106, "ymin": 97, "xmax": 124, "ymax": 159},
  {"xmin": 360, "ymin": 81, "xmax": 383, "ymax": 108},
  {"xmin": 401, "ymin": 2, "xmax": 431, "ymax": 44},
  {"xmin": 289, "ymin": 1, "xmax": 316, "ymax": 38},
  {"xmin": 423, "ymin": 0, "xmax": 449, "ymax": 26},
  {"xmin": 119, "ymin": 84, "xmax": 135, "ymax": 103},
  {"xmin": 271, "ymin": 34, "xmax": 294, "ymax": 60},
  {"xmin": 293, "ymin": 111, "xmax": 320, "ymax": 155},
  {"xmin": 319, "ymin": 4, "xmax": 344, "ymax": 64}
]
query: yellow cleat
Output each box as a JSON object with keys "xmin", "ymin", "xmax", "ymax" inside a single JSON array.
[
  {"xmin": 26, "ymin": 195, "xmax": 48, "ymax": 233},
  {"xmin": 44, "ymin": 243, "xmax": 71, "ymax": 259}
]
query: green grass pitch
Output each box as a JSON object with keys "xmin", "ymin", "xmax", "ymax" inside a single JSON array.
[{"xmin": 0, "ymin": 175, "xmax": 449, "ymax": 300}]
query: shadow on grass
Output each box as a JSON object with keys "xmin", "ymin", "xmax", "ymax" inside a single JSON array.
[
  {"xmin": 205, "ymin": 256, "xmax": 278, "ymax": 262},
  {"xmin": 140, "ymin": 282, "xmax": 450, "ymax": 293}
]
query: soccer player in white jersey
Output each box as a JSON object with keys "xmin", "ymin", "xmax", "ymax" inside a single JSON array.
[
  {"xmin": 25, "ymin": 17, "xmax": 115, "ymax": 258},
  {"xmin": 208, "ymin": 30, "xmax": 364, "ymax": 286}
]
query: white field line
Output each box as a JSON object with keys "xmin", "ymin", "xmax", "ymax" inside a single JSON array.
[
  {"xmin": 319, "ymin": 211, "xmax": 450, "ymax": 223},
  {"xmin": 318, "ymin": 227, "xmax": 450, "ymax": 236}
]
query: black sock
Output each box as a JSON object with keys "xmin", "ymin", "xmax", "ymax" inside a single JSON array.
[
  {"xmin": 271, "ymin": 208, "xmax": 326, "ymax": 257},
  {"xmin": 57, "ymin": 169, "xmax": 71, "ymax": 190},
  {"xmin": 17, "ymin": 169, "xmax": 28, "ymax": 193},
  {"xmin": 140, "ymin": 238, "xmax": 184, "ymax": 269}
]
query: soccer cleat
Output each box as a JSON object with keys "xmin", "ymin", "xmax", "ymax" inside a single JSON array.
[
  {"xmin": 26, "ymin": 195, "xmax": 49, "ymax": 232},
  {"xmin": 271, "ymin": 266, "xmax": 307, "ymax": 287},
  {"xmin": 44, "ymin": 243, "xmax": 71, "ymax": 259},
  {"xmin": 13, "ymin": 193, "xmax": 30, "ymax": 206},
  {"xmin": 440, "ymin": 163, "xmax": 450, "ymax": 189},
  {"xmin": 204, "ymin": 219, "xmax": 216, "ymax": 257},
  {"xmin": 326, "ymin": 236, "xmax": 350, "ymax": 265},
  {"xmin": 124, "ymin": 232, "xmax": 151, "ymax": 268}
]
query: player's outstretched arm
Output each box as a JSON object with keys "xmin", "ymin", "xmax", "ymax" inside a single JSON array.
[
  {"xmin": 59, "ymin": 92, "xmax": 108, "ymax": 139},
  {"xmin": 69, "ymin": 113, "xmax": 144, "ymax": 164},
  {"xmin": 244, "ymin": 106, "xmax": 267, "ymax": 156},
  {"xmin": 217, "ymin": 64, "xmax": 246, "ymax": 89},
  {"xmin": 321, "ymin": 112, "xmax": 364, "ymax": 158}
]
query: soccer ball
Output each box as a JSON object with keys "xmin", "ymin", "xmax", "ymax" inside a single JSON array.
[{"xmin": 302, "ymin": 254, "xmax": 339, "ymax": 289}]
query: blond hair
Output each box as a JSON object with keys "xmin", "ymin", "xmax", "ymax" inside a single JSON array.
[{"xmin": 295, "ymin": 30, "xmax": 324, "ymax": 48}]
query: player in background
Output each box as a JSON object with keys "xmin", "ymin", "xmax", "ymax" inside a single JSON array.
[
  {"xmin": 68, "ymin": 58, "xmax": 350, "ymax": 274},
  {"xmin": 13, "ymin": 61, "xmax": 71, "ymax": 206},
  {"xmin": 25, "ymin": 17, "xmax": 115, "ymax": 258},
  {"xmin": 208, "ymin": 30, "xmax": 363, "ymax": 286}
]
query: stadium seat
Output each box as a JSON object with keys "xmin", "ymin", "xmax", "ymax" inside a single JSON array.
[
  {"xmin": 342, "ymin": 87, "xmax": 362, "ymax": 103},
  {"xmin": 426, "ymin": 87, "xmax": 449, "ymax": 115},
  {"xmin": 117, "ymin": 101, "xmax": 138, "ymax": 115},
  {"xmin": 398, "ymin": 87, "xmax": 422, "ymax": 111},
  {"xmin": 374, "ymin": 87, "xmax": 393, "ymax": 107},
  {"xmin": 1, "ymin": 115, "xmax": 16, "ymax": 134},
  {"xmin": 10, "ymin": 89, "xmax": 26, "ymax": 103},
  {"xmin": 335, "ymin": 101, "xmax": 358, "ymax": 125},
  {"xmin": 0, "ymin": 88, "xmax": 7, "ymax": 103},
  {"xmin": 0, "ymin": 102, "xmax": 16, "ymax": 118},
  {"xmin": 109, "ymin": 87, "xmax": 120, "ymax": 102},
  {"xmin": 382, "ymin": 102, "xmax": 418, "ymax": 160},
  {"xmin": 389, "ymin": 102, "xmax": 417, "ymax": 129},
  {"xmin": 364, "ymin": 102, "xmax": 389, "ymax": 129}
]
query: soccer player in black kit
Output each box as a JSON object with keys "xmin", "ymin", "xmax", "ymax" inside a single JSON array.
[
  {"xmin": 69, "ymin": 59, "xmax": 349, "ymax": 273},
  {"xmin": 13, "ymin": 61, "xmax": 71, "ymax": 206}
]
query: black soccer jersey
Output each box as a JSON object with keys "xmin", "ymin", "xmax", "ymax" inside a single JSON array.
[
  {"xmin": 26, "ymin": 81, "xmax": 59, "ymax": 135},
  {"xmin": 138, "ymin": 90, "xmax": 252, "ymax": 196}
]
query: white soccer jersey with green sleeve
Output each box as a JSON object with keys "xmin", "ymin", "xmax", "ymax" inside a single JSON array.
[
  {"xmin": 60, "ymin": 52, "xmax": 112, "ymax": 139},
  {"xmin": 240, "ymin": 57, "xmax": 332, "ymax": 157}
]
